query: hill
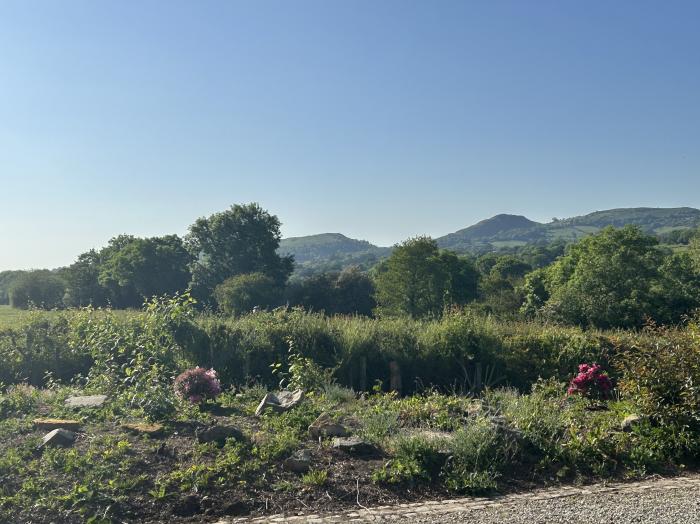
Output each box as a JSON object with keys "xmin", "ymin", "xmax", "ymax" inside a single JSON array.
[
  {"xmin": 281, "ymin": 208, "xmax": 700, "ymax": 275},
  {"xmin": 436, "ymin": 207, "xmax": 700, "ymax": 252}
]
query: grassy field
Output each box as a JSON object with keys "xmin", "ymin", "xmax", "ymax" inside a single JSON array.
[{"xmin": 0, "ymin": 305, "xmax": 34, "ymax": 328}]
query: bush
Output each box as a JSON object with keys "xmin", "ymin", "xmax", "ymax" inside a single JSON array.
[
  {"xmin": 443, "ymin": 415, "xmax": 520, "ymax": 492},
  {"xmin": 174, "ymin": 367, "xmax": 222, "ymax": 404},
  {"xmin": 567, "ymin": 363, "xmax": 613, "ymax": 400},
  {"xmin": 615, "ymin": 322, "xmax": 700, "ymax": 434}
]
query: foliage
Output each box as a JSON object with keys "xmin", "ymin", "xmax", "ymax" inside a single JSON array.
[
  {"xmin": 286, "ymin": 266, "xmax": 376, "ymax": 316},
  {"xmin": 214, "ymin": 272, "xmax": 282, "ymax": 316},
  {"xmin": 9, "ymin": 270, "xmax": 66, "ymax": 310},
  {"xmin": 186, "ymin": 203, "xmax": 293, "ymax": 303},
  {"xmin": 530, "ymin": 226, "xmax": 665, "ymax": 328},
  {"xmin": 615, "ymin": 321, "xmax": 700, "ymax": 433},
  {"xmin": 71, "ymin": 293, "xmax": 198, "ymax": 420},
  {"xmin": 373, "ymin": 236, "xmax": 478, "ymax": 318},
  {"xmin": 373, "ymin": 435, "xmax": 446, "ymax": 485},
  {"xmin": 174, "ymin": 367, "xmax": 222, "ymax": 404}
]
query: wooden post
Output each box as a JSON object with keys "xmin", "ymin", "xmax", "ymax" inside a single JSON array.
[
  {"xmin": 359, "ymin": 356, "xmax": 367, "ymax": 392},
  {"xmin": 389, "ymin": 360, "xmax": 402, "ymax": 394}
]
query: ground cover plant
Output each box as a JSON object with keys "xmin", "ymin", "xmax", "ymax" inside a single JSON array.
[{"xmin": 1, "ymin": 297, "xmax": 699, "ymax": 522}]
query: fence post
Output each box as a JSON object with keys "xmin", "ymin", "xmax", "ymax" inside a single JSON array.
[{"xmin": 389, "ymin": 360, "xmax": 402, "ymax": 394}]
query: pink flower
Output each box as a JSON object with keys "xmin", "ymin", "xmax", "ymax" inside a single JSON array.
[
  {"xmin": 567, "ymin": 363, "xmax": 613, "ymax": 400},
  {"xmin": 174, "ymin": 367, "xmax": 222, "ymax": 404}
]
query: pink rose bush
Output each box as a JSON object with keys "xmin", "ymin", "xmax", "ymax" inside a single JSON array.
[
  {"xmin": 174, "ymin": 367, "xmax": 222, "ymax": 404},
  {"xmin": 567, "ymin": 363, "xmax": 613, "ymax": 400}
]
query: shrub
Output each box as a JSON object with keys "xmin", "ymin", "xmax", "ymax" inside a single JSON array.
[
  {"xmin": 373, "ymin": 435, "xmax": 446, "ymax": 485},
  {"xmin": 174, "ymin": 367, "xmax": 222, "ymax": 404},
  {"xmin": 443, "ymin": 415, "xmax": 520, "ymax": 493},
  {"xmin": 567, "ymin": 363, "xmax": 613, "ymax": 400},
  {"xmin": 615, "ymin": 322, "xmax": 700, "ymax": 434}
]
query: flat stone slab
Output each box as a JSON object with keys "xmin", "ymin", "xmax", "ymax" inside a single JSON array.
[
  {"xmin": 309, "ymin": 413, "xmax": 350, "ymax": 440},
  {"xmin": 33, "ymin": 418, "xmax": 82, "ymax": 431},
  {"xmin": 255, "ymin": 389, "xmax": 304, "ymax": 417},
  {"xmin": 332, "ymin": 437, "xmax": 378, "ymax": 456},
  {"xmin": 196, "ymin": 425, "xmax": 244, "ymax": 446},
  {"xmin": 64, "ymin": 395, "xmax": 108, "ymax": 409},
  {"xmin": 122, "ymin": 423, "xmax": 165, "ymax": 437},
  {"xmin": 41, "ymin": 428, "xmax": 76, "ymax": 448}
]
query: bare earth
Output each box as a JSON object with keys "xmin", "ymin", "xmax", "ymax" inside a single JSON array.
[{"xmin": 218, "ymin": 475, "xmax": 700, "ymax": 523}]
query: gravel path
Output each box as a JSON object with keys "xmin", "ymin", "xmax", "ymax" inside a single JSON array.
[{"xmin": 220, "ymin": 475, "xmax": 700, "ymax": 523}]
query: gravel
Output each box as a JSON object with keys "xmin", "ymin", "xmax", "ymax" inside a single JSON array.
[{"xmin": 410, "ymin": 484, "xmax": 700, "ymax": 524}]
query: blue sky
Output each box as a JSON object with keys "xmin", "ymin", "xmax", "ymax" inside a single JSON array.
[{"xmin": 1, "ymin": 1, "xmax": 699, "ymax": 269}]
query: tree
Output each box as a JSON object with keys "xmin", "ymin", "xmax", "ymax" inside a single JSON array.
[
  {"xmin": 214, "ymin": 272, "xmax": 281, "ymax": 316},
  {"xmin": 186, "ymin": 203, "xmax": 293, "ymax": 303},
  {"xmin": 63, "ymin": 250, "xmax": 109, "ymax": 307},
  {"xmin": 334, "ymin": 266, "xmax": 376, "ymax": 316},
  {"xmin": 533, "ymin": 226, "xmax": 664, "ymax": 328},
  {"xmin": 98, "ymin": 235, "xmax": 191, "ymax": 307},
  {"xmin": 285, "ymin": 266, "xmax": 377, "ymax": 316},
  {"xmin": 655, "ymin": 252, "xmax": 700, "ymax": 323},
  {"xmin": 478, "ymin": 255, "xmax": 532, "ymax": 315},
  {"xmin": 373, "ymin": 236, "xmax": 477, "ymax": 318},
  {"xmin": 8, "ymin": 270, "xmax": 66, "ymax": 309}
]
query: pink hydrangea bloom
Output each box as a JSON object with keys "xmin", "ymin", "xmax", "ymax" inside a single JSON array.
[{"xmin": 174, "ymin": 367, "xmax": 222, "ymax": 404}]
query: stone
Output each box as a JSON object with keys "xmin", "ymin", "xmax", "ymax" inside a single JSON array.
[
  {"xmin": 64, "ymin": 395, "xmax": 108, "ymax": 409},
  {"xmin": 41, "ymin": 428, "xmax": 76, "ymax": 448},
  {"xmin": 309, "ymin": 413, "xmax": 350, "ymax": 440},
  {"xmin": 122, "ymin": 423, "xmax": 165, "ymax": 437},
  {"xmin": 173, "ymin": 494, "xmax": 201, "ymax": 517},
  {"xmin": 283, "ymin": 449, "xmax": 312, "ymax": 473},
  {"xmin": 255, "ymin": 389, "xmax": 305, "ymax": 416},
  {"xmin": 33, "ymin": 418, "xmax": 82, "ymax": 431},
  {"xmin": 621, "ymin": 414, "xmax": 644, "ymax": 432},
  {"xmin": 196, "ymin": 425, "xmax": 244, "ymax": 446},
  {"xmin": 332, "ymin": 437, "xmax": 378, "ymax": 456}
]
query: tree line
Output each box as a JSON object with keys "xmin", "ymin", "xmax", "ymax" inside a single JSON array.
[{"xmin": 2, "ymin": 203, "xmax": 700, "ymax": 329}]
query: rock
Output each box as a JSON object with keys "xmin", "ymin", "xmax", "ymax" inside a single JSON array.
[
  {"xmin": 122, "ymin": 423, "xmax": 165, "ymax": 437},
  {"xmin": 196, "ymin": 425, "xmax": 243, "ymax": 446},
  {"xmin": 64, "ymin": 395, "xmax": 107, "ymax": 409},
  {"xmin": 33, "ymin": 418, "xmax": 82, "ymax": 431},
  {"xmin": 222, "ymin": 500, "xmax": 249, "ymax": 516},
  {"xmin": 173, "ymin": 494, "xmax": 201, "ymax": 517},
  {"xmin": 41, "ymin": 428, "xmax": 76, "ymax": 448},
  {"xmin": 332, "ymin": 437, "xmax": 378, "ymax": 456},
  {"xmin": 255, "ymin": 389, "xmax": 304, "ymax": 416},
  {"xmin": 621, "ymin": 414, "xmax": 644, "ymax": 432},
  {"xmin": 309, "ymin": 413, "xmax": 350, "ymax": 440},
  {"xmin": 283, "ymin": 449, "xmax": 312, "ymax": 473}
]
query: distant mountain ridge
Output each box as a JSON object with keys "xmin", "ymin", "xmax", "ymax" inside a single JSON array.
[{"xmin": 280, "ymin": 207, "xmax": 700, "ymax": 274}]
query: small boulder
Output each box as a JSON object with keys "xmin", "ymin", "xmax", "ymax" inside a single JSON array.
[
  {"xmin": 332, "ymin": 437, "xmax": 378, "ymax": 456},
  {"xmin": 309, "ymin": 413, "xmax": 350, "ymax": 440},
  {"xmin": 173, "ymin": 494, "xmax": 201, "ymax": 517},
  {"xmin": 41, "ymin": 428, "xmax": 76, "ymax": 448},
  {"xmin": 621, "ymin": 414, "xmax": 644, "ymax": 432},
  {"xmin": 255, "ymin": 389, "xmax": 304, "ymax": 416},
  {"xmin": 283, "ymin": 449, "xmax": 312, "ymax": 474},
  {"xmin": 122, "ymin": 423, "xmax": 165, "ymax": 437},
  {"xmin": 33, "ymin": 418, "xmax": 82, "ymax": 432},
  {"xmin": 64, "ymin": 395, "xmax": 108, "ymax": 409},
  {"xmin": 196, "ymin": 425, "xmax": 243, "ymax": 446}
]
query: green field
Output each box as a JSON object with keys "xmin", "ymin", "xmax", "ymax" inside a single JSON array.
[{"xmin": 0, "ymin": 305, "xmax": 33, "ymax": 328}]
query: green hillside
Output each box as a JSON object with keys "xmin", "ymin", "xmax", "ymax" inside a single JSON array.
[
  {"xmin": 282, "ymin": 208, "xmax": 700, "ymax": 275},
  {"xmin": 437, "ymin": 207, "xmax": 700, "ymax": 252}
]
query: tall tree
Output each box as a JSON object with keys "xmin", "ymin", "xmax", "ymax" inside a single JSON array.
[
  {"xmin": 98, "ymin": 235, "xmax": 192, "ymax": 307},
  {"xmin": 373, "ymin": 236, "xmax": 477, "ymax": 318},
  {"xmin": 9, "ymin": 270, "xmax": 66, "ymax": 309},
  {"xmin": 186, "ymin": 203, "xmax": 293, "ymax": 303},
  {"xmin": 534, "ymin": 226, "xmax": 664, "ymax": 328}
]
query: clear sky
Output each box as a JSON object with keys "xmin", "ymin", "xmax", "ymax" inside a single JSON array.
[{"xmin": 1, "ymin": 1, "xmax": 699, "ymax": 270}]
